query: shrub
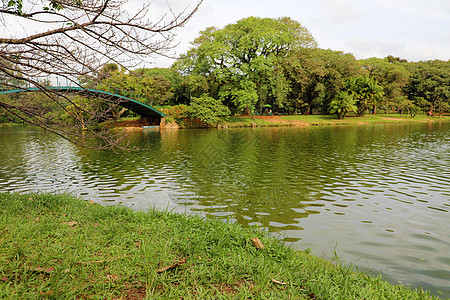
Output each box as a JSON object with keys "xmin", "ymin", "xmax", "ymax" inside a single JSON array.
[{"xmin": 190, "ymin": 94, "xmax": 231, "ymax": 126}]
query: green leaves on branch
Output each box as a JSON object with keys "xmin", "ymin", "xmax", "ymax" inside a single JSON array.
[
  {"xmin": 43, "ymin": 1, "xmax": 63, "ymax": 11},
  {"xmin": 5, "ymin": 0, "xmax": 22, "ymax": 14},
  {"xmin": 344, "ymin": 75, "xmax": 384, "ymax": 116},
  {"xmin": 5, "ymin": 0, "xmax": 64, "ymax": 14},
  {"xmin": 164, "ymin": 95, "xmax": 230, "ymax": 127},
  {"xmin": 176, "ymin": 16, "xmax": 317, "ymax": 115},
  {"xmin": 220, "ymin": 80, "xmax": 258, "ymax": 115},
  {"xmin": 329, "ymin": 92, "xmax": 357, "ymax": 119},
  {"xmin": 190, "ymin": 94, "xmax": 230, "ymax": 126}
]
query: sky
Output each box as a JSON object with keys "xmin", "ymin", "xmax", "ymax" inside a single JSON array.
[
  {"xmin": 2, "ymin": 0, "xmax": 449, "ymax": 68},
  {"xmin": 146, "ymin": 0, "xmax": 450, "ymax": 67}
]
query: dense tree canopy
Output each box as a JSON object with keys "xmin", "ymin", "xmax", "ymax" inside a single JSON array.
[
  {"xmin": 174, "ymin": 17, "xmax": 317, "ymax": 115},
  {"xmin": 405, "ymin": 60, "xmax": 450, "ymax": 115},
  {"xmin": 172, "ymin": 17, "xmax": 448, "ymax": 119},
  {"xmin": 359, "ymin": 57, "xmax": 410, "ymax": 113},
  {"xmin": 282, "ymin": 48, "xmax": 361, "ymax": 115},
  {"xmin": 1, "ymin": 11, "xmax": 449, "ymax": 132}
]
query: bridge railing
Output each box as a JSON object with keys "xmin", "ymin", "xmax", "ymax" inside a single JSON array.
[
  {"xmin": 0, "ymin": 76, "xmax": 164, "ymax": 111},
  {"xmin": 0, "ymin": 76, "xmax": 81, "ymax": 91}
]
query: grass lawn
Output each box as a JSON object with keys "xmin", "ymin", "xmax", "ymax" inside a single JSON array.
[
  {"xmin": 0, "ymin": 193, "xmax": 440, "ymax": 299},
  {"xmin": 219, "ymin": 114, "xmax": 450, "ymax": 128},
  {"xmin": 219, "ymin": 116, "xmax": 281, "ymax": 127},
  {"xmin": 281, "ymin": 114, "xmax": 450, "ymax": 124}
]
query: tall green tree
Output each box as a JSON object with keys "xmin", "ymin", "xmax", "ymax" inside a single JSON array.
[
  {"xmin": 320, "ymin": 50, "xmax": 362, "ymax": 114},
  {"xmin": 359, "ymin": 57, "xmax": 410, "ymax": 113},
  {"xmin": 182, "ymin": 74, "xmax": 209, "ymax": 104},
  {"xmin": 346, "ymin": 75, "xmax": 384, "ymax": 117},
  {"xmin": 405, "ymin": 60, "xmax": 450, "ymax": 116},
  {"xmin": 190, "ymin": 94, "xmax": 230, "ymax": 126},
  {"xmin": 174, "ymin": 17, "xmax": 317, "ymax": 115},
  {"xmin": 282, "ymin": 49, "xmax": 360, "ymax": 114},
  {"xmin": 134, "ymin": 68, "xmax": 184, "ymax": 105},
  {"xmin": 281, "ymin": 48, "xmax": 325, "ymax": 114},
  {"xmin": 329, "ymin": 91, "xmax": 357, "ymax": 119}
]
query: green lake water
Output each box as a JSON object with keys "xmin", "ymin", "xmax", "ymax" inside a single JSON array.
[{"xmin": 1, "ymin": 123, "xmax": 449, "ymax": 297}]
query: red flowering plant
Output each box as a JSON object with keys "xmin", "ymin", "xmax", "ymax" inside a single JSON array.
[{"xmin": 163, "ymin": 105, "xmax": 192, "ymax": 125}]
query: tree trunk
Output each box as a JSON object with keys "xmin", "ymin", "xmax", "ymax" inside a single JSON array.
[
  {"xmin": 305, "ymin": 103, "xmax": 311, "ymax": 115},
  {"xmin": 112, "ymin": 107, "xmax": 127, "ymax": 119}
]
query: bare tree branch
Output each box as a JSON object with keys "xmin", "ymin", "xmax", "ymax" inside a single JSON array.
[{"xmin": 0, "ymin": 0, "xmax": 202, "ymax": 149}]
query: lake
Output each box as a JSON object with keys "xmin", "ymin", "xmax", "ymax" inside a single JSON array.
[{"xmin": 0, "ymin": 122, "xmax": 449, "ymax": 297}]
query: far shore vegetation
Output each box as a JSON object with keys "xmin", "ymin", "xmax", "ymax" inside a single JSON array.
[
  {"xmin": 88, "ymin": 113, "xmax": 449, "ymax": 130},
  {"xmin": 1, "ymin": 17, "xmax": 449, "ymax": 131},
  {"xmin": 0, "ymin": 192, "xmax": 442, "ymax": 299}
]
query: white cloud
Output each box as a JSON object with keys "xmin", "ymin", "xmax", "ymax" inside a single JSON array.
[
  {"xmin": 119, "ymin": 0, "xmax": 450, "ymax": 65},
  {"xmin": 317, "ymin": 0, "xmax": 361, "ymax": 23},
  {"xmin": 4, "ymin": 0, "xmax": 448, "ymax": 68},
  {"xmin": 345, "ymin": 37, "xmax": 406, "ymax": 59},
  {"xmin": 372, "ymin": 0, "xmax": 450, "ymax": 21}
]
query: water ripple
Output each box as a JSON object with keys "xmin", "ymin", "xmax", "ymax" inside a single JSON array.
[{"xmin": 1, "ymin": 123, "xmax": 449, "ymax": 297}]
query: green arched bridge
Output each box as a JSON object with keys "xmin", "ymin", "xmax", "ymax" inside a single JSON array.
[{"xmin": 0, "ymin": 86, "xmax": 165, "ymax": 119}]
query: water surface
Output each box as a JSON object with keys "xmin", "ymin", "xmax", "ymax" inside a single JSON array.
[{"xmin": 1, "ymin": 122, "xmax": 449, "ymax": 297}]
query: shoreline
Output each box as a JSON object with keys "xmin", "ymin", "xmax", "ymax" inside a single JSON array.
[
  {"xmin": 0, "ymin": 192, "xmax": 442, "ymax": 299},
  {"xmin": 3, "ymin": 114, "xmax": 448, "ymax": 130},
  {"xmin": 104, "ymin": 114, "xmax": 450, "ymax": 130},
  {"xmin": 216, "ymin": 114, "xmax": 450, "ymax": 128}
]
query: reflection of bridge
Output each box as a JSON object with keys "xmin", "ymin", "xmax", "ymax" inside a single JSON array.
[{"xmin": 0, "ymin": 86, "xmax": 165, "ymax": 121}]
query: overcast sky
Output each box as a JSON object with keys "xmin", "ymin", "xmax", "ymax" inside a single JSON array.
[
  {"xmin": 3, "ymin": 0, "xmax": 449, "ymax": 68},
  {"xmin": 148, "ymin": 0, "xmax": 450, "ymax": 67}
]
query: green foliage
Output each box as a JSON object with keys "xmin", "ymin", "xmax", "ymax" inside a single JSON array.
[
  {"xmin": 359, "ymin": 57, "xmax": 410, "ymax": 103},
  {"xmin": 175, "ymin": 17, "xmax": 317, "ymax": 114},
  {"xmin": 0, "ymin": 90, "xmax": 70, "ymax": 125},
  {"xmin": 5, "ymin": 0, "xmax": 23, "ymax": 14},
  {"xmin": 220, "ymin": 80, "xmax": 258, "ymax": 115},
  {"xmin": 182, "ymin": 74, "xmax": 209, "ymax": 101},
  {"xmin": 172, "ymin": 18, "xmax": 446, "ymax": 117},
  {"xmin": 0, "ymin": 192, "xmax": 440, "ymax": 299},
  {"xmin": 329, "ymin": 91, "xmax": 357, "ymax": 119},
  {"xmin": 346, "ymin": 75, "xmax": 384, "ymax": 116},
  {"xmin": 91, "ymin": 64, "xmax": 177, "ymax": 107},
  {"xmin": 163, "ymin": 104, "xmax": 191, "ymax": 124},
  {"xmin": 405, "ymin": 60, "xmax": 450, "ymax": 115},
  {"xmin": 63, "ymin": 96, "xmax": 105, "ymax": 125},
  {"xmin": 0, "ymin": 95, "xmax": 20, "ymax": 123},
  {"xmin": 190, "ymin": 94, "xmax": 230, "ymax": 126},
  {"xmin": 281, "ymin": 48, "xmax": 361, "ymax": 115},
  {"xmin": 135, "ymin": 68, "xmax": 184, "ymax": 105}
]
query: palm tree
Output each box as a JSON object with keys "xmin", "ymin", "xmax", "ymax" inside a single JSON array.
[
  {"xmin": 346, "ymin": 76, "xmax": 384, "ymax": 116},
  {"xmin": 329, "ymin": 91, "xmax": 357, "ymax": 119}
]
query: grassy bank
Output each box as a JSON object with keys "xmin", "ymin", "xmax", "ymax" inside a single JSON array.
[
  {"xmin": 0, "ymin": 193, "xmax": 440, "ymax": 299},
  {"xmin": 219, "ymin": 114, "xmax": 450, "ymax": 128}
]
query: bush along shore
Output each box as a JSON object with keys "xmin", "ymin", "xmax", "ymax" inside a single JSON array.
[{"xmin": 0, "ymin": 193, "xmax": 440, "ymax": 299}]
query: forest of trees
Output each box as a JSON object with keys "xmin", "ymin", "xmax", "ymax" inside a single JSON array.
[{"xmin": 2, "ymin": 16, "xmax": 449, "ymax": 126}]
